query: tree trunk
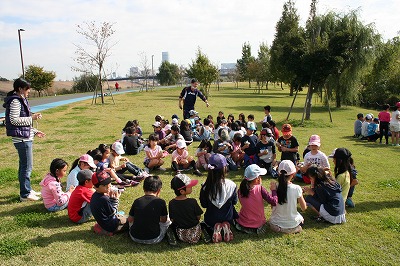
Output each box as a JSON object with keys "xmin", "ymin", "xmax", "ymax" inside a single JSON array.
[
  {"xmin": 265, "ymin": 81, "xmax": 269, "ymax": 90},
  {"xmin": 336, "ymin": 89, "xmax": 341, "ymax": 108},
  {"xmin": 280, "ymin": 82, "xmax": 283, "ymax": 90},
  {"xmin": 248, "ymin": 79, "xmax": 251, "ymax": 88},
  {"xmin": 99, "ymin": 68, "xmax": 104, "ymax": 104},
  {"xmin": 305, "ymin": 79, "xmax": 313, "ymax": 120},
  {"xmin": 289, "ymin": 83, "xmax": 294, "ymax": 96}
]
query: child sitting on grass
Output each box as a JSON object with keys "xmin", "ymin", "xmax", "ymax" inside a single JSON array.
[
  {"xmin": 40, "ymin": 158, "xmax": 74, "ymax": 212},
  {"xmin": 143, "ymin": 133, "xmax": 167, "ymax": 173},
  {"xmin": 109, "ymin": 141, "xmax": 147, "ymax": 183},
  {"xmin": 128, "ymin": 175, "xmax": 171, "ymax": 244},
  {"xmin": 200, "ymin": 154, "xmax": 238, "ymax": 243},
  {"xmin": 303, "ymin": 166, "xmax": 346, "ymax": 224},
  {"xmin": 236, "ymin": 164, "xmax": 277, "ymax": 234},
  {"xmin": 195, "ymin": 139, "xmax": 212, "ymax": 171},
  {"xmin": 269, "ymin": 160, "xmax": 307, "ymax": 234},
  {"xmin": 91, "ymin": 169, "xmax": 127, "ymax": 236},
  {"xmin": 171, "ymin": 139, "xmax": 202, "ymax": 176},
  {"xmin": 168, "ymin": 174, "xmax": 205, "ymax": 245},
  {"xmin": 68, "ymin": 169, "xmax": 95, "ymax": 223},
  {"xmin": 66, "ymin": 154, "xmax": 97, "ymax": 191}
]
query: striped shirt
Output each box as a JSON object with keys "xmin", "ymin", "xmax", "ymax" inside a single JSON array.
[{"xmin": 9, "ymin": 98, "xmax": 37, "ymax": 143}]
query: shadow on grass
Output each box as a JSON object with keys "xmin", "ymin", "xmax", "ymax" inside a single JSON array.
[
  {"xmin": 0, "ymin": 195, "xmax": 20, "ymax": 205},
  {"xmin": 346, "ymin": 200, "xmax": 400, "ymax": 213}
]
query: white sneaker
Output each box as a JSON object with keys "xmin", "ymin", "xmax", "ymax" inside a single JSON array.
[
  {"xmin": 144, "ymin": 167, "xmax": 150, "ymax": 173},
  {"xmin": 30, "ymin": 189, "xmax": 41, "ymax": 196},
  {"xmin": 20, "ymin": 192, "xmax": 41, "ymax": 201}
]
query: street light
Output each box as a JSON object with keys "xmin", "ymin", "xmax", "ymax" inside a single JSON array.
[
  {"xmin": 151, "ymin": 55, "xmax": 154, "ymax": 88},
  {"xmin": 18, "ymin": 29, "xmax": 25, "ymax": 78}
]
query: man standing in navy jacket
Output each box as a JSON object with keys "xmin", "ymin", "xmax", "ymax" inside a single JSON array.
[{"xmin": 178, "ymin": 78, "xmax": 210, "ymax": 119}]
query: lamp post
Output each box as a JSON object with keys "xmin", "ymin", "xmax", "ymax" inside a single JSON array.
[
  {"xmin": 18, "ymin": 29, "xmax": 25, "ymax": 78},
  {"xmin": 151, "ymin": 54, "xmax": 154, "ymax": 88}
]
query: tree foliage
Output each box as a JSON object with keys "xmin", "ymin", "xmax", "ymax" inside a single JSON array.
[
  {"xmin": 186, "ymin": 48, "xmax": 218, "ymax": 97},
  {"xmin": 270, "ymin": 0, "xmax": 306, "ymax": 95},
  {"xmin": 73, "ymin": 21, "xmax": 116, "ymax": 103},
  {"xmin": 72, "ymin": 74, "xmax": 99, "ymax": 93},
  {"xmin": 237, "ymin": 43, "xmax": 255, "ymax": 87},
  {"xmin": 24, "ymin": 65, "xmax": 56, "ymax": 97},
  {"xmin": 362, "ymin": 37, "xmax": 400, "ymax": 105},
  {"xmin": 157, "ymin": 61, "xmax": 180, "ymax": 86}
]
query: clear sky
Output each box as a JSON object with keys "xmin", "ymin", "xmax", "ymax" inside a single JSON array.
[{"xmin": 0, "ymin": 0, "xmax": 399, "ymax": 81}]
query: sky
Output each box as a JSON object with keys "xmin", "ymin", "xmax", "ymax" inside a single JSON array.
[{"xmin": 0, "ymin": 0, "xmax": 399, "ymax": 81}]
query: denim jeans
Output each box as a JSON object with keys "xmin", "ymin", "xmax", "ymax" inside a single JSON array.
[
  {"xmin": 47, "ymin": 201, "xmax": 68, "ymax": 212},
  {"xmin": 14, "ymin": 141, "xmax": 33, "ymax": 198},
  {"xmin": 77, "ymin": 203, "xmax": 92, "ymax": 223}
]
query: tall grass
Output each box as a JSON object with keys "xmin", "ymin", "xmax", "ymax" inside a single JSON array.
[{"xmin": 0, "ymin": 83, "xmax": 399, "ymax": 265}]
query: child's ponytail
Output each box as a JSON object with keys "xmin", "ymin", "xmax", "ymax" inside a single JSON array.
[
  {"xmin": 239, "ymin": 179, "xmax": 251, "ymax": 198},
  {"xmin": 277, "ymin": 170, "xmax": 288, "ymax": 205}
]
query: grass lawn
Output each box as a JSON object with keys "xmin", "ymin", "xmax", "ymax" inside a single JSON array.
[{"xmin": 0, "ymin": 83, "xmax": 399, "ymax": 265}]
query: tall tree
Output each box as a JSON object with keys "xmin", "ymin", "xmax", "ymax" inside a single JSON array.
[
  {"xmin": 237, "ymin": 43, "xmax": 255, "ymax": 88},
  {"xmin": 24, "ymin": 65, "xmax": 56, "ymax": 97},
  {"xmin": 156, "ymin": 61, "xmax": 180, "ymax": 85},
  {"xmin": 186, "ymin": 48, "xmax": 218, "ymax": 97},
  {"xmin": 325, "ymin": 10, "xmax": 378, "ymax": 107},
  {"xmin": 73, "ymin": 21, "xmax": 116, "ymax": 104},
  {"xmin": 257, "ymin": 42, "xmax": 271, "ymax": 92},
  {"xmin": 270, "ymin": 0, "xmax": 305, "ymax": 95},
  {"xmin": 138, "ymin": 52, "xmax": 151, "ymax": 92}
]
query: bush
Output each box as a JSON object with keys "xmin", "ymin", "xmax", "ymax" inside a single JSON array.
[{"xmin": 72, "ymin": 74, "xmax": 98, "ymax": 93}]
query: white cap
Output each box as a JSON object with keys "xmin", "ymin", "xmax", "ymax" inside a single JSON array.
[{"xmin": 278, "ymin": 160, "xmax": 297, "ymax": 175}]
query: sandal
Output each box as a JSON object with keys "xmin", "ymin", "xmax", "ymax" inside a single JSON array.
[
  {"xmin": 212, "ymin": 223, "xmax": 222, "ymax": 243},
  {"xmin": 222, "ymin": 222, "xmax": 233, "ymax": 242}
]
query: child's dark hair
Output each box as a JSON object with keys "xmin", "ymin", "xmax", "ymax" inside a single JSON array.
[
  {"xmin": 98, "ymin": 144, "xmax": 110, "ymax": 154},
  {"xmin": 171, "ymin": 125, "xmax": 180, "ymax": 133},
  {"xmin": 276, "ymin": 170, "xmax": 290, "ymax": 205},
  {"xmin": 264, "ymin": 105, "xmax": 271, "ymax": 112},
  {"xmin": 122, "ymin": 120, "xmax": 134, "ymax": 132},
  {"xmin": 125, "ymin": 126, "xmax": 135, "ymax": 135},
  {"xmin": 230, "ymin": 121, "xmax": 239, "ymax": 131},
  {"xmin": 132, "ymin": 119, "xmax": 139, "ymax": 126},
  {"xmin": 198, "ymin": 139, "xmax": 212, "ymax": 152},
  {"xmin": 239, "ymin": 179, "xmax": 252, "ymax": 198},
  {"xmin": 204, "ymin": 167, "xmax": 226, "ymax": 201},
  {"xmin": 8, "ymin": 78, "xmax": 31, "ymax": 96},
  {"xmin": 247, "ymin": 114, "xmax": 254, "ymax": 120},
  {"xmin": 233, "ymin": 132, "xmax": 242, "ymax": 142},
  {"xmin": 69, "ymin": 158, "xmax": 79, "ymax": 173},
  {"xmin": 307, "ymin": 166, "xmax": 335, "ymax": 186},
  {"xmin": 180, "ymin": 119, "xmax": 190, "ymax": 132},
  {"xmin": 203, "ymin": 118, "xmax": 211, "ymax": 126},
  {"xmin": 269, "ymin": 120, "xmax": 276, "ymax": 127},
  {"xmin": 50, "ymin": 158, "xmax": 68, "ymax": 183},
  {"xmin": 334, "ymin": 150, "xmax": 352, "ymax": 179},
  {"xmin": 147, "ymin": 133, "xmax": 159, "ymax": 147},
  {"xmin": 238, "ymin": 113, "xmax": 246, "ymax": 123},
  {"xmin": 383, "ymin": 104, "xmax": 390, "ymax": 110},
  {"xmin": 262, "ymin": 122, "xmax": 270, "ymax": 129},
  {"xmin": 143, "ymin": 175, "xmax": 162, "ymax": 192},
  {"xmin": 88, "ymin": 148, "xmax": 102, "ymax": 162}
]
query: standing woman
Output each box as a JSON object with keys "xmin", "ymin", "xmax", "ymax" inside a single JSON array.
[{"xmin": 3, "ymin": 78, "xmax": 45, "ymax": 201}]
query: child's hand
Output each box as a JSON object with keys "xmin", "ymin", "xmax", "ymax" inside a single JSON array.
[
  {"xmin": 69, "ymin": 185, "xmax": 75, "ymax": 193},
  {"xmin": 121, "ymin": 163, "xmax": 127, "ymax": 168},
  {"xmin": 109, "ymin": 189, "xmax": 121, "ymax": 199},
  {"xmin": 270, "ymin": 181, "xmax": 277, "ymax": 191}
]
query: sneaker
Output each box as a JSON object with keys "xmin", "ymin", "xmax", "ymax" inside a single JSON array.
[
  {"xmin": 144, "ymin": 167, "xmax": 150, "ymax": 173},
  {"xmin": 93, "ymin": 223, "xmax": 113, "ymax": 236},
  {"xmin": 166, "ymin": 228, "xmax": 177, "ymax": 246},
  {"xmin": 20, "ymin": 192, "xmax": 41, "ymax": 201},
  {"xmin": 346, "ymin": 198, "xmax": 355, "ymax": 208},
  {"xmin": 201, "ymin": 227, "xmax": 212, "ymax": 243},
  {"xmin": 193, "ymin": 170, "xmax": 202, "ymax": 176},
  {"xmin": 158, "ymin": 167, "xmax": 166, "ymax": 171},
  {"xmin": 212, "ymin": 223, "xmax": 222, "ymax": 243},
  {"xmin": 30, "ymin": 190, "xmax": 41, "ymax": 196},
  {"xmin": 256, "ymin": 223, "xmax": 268, "ymax": 235},
  {"xmin": 221, "ymin": 222, "xmax": 233, "ymax": 242}
]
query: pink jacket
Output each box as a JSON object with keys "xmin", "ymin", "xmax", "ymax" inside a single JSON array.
[{"xmin": 40, "ymin": 173, "xmax": 71, "ymax": 209}]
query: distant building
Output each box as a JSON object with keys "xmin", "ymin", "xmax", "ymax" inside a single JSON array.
[
  {"xmin": 162, "ymin": 52, "xmax": 169, "ymax": 63},
  {"xmin": 220, "ymin": 63, "xmax": 236, "ymax": 75},
  {"xmin": 129, "ymin": 66, "xmax": 139, "ymax": 77}
]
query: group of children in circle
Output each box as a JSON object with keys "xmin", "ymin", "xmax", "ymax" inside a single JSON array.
[
  {"xmin": 353, "ymin": 102, "xmax": 400, "ymax": 146},
  {"xmin": 36, "ymin": 105, "xmax": 357, "ymax": 245}
]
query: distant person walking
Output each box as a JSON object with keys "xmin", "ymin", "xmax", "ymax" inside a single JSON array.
[
  {"xmin": 3, "ymin": 78, "xmax": 45, "ymax": 201},
  {"xmin": 178, "ymin": 78, "xmax": 209, "ymax": 119},
  {"xmin": 115, "ymin": 82, "xmax": 120, "ymax": 91}
]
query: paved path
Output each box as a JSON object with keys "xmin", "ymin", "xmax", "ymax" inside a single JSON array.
[{"xmin": 0, "ymin": 88, "xmax": 138, "ymax": 117}]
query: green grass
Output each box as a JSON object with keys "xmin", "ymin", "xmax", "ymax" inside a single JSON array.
[{"xmin": 0, "ymin": 83, "xmax": 399, "ymax": 265}]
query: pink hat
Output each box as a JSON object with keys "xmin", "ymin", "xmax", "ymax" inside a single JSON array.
[
  {"xmin": 396, "ymin": 102, "xmax": 400, "ymax": 108},
  {"xmin": 176, "ymin": 139, "xmax": 186, "ymax": 149},
  {"xmin": 308, "ymin": 135, "xmax": 321, "ymax": 147},
  {"xmin": 79, "ymin": 154, "xmax": 97, "ymax": 169}
]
